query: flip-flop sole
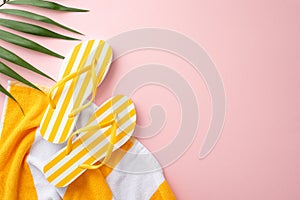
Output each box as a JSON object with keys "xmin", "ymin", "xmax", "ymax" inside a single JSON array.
[
  {"xmin": 43, "ymin": 95, "xmax": 136, "ymax": 187},
  {"xmin": 40, "ymin": 40, "xmax": 112, "ymax": 144}
]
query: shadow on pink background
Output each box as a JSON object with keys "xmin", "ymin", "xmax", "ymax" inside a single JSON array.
[{"xmin": 0, "ymin": 0, "xmax": 300, "ymax": 199}]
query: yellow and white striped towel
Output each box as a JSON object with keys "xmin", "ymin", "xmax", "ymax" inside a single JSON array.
[{"xmin": 0, "ymin": 82, "xmax": 176, "ymax": 200}]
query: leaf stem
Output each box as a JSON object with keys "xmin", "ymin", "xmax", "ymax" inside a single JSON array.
[{"xmin": 0, "ymin": 0, "xmax": 8, "ymax": 8}]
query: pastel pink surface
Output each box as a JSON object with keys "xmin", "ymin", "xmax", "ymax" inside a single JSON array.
[{"xmin": 0, "ymin": 0, "xmax": 300, "ymax": 199}]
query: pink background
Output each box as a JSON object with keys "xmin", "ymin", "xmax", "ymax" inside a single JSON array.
[{"xmin": 1, "ymin": 0, "xmax": 300, "ymax": 199}]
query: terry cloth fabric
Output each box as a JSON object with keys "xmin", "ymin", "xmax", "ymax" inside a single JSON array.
[{"xmin": 0, "ymin": 81, "xmax": 176, "ymax": 200}]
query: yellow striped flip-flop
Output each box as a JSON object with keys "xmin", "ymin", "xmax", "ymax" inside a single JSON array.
[
  {"xmin": 43, "ymin": 95, "xmax": 136, "ymax": 187},
  {"xmin": 39, "ymin": 40, "xmax": 113, "ymax": 144}
]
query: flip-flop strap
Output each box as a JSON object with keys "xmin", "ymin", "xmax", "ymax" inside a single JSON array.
[
  {"xmin": 65, "ymin": 116, "xmax": 116, "ymax": 155},
  {"xmin": 68, "ymin": 59, "xmax": 98, "ymax": 117},
  {"xmin": 48, "ymin": 64, "xmax": 92, "ymax": 109},
  {"xmin": 65, "ymin": 126, "xmax": 96, "ymax": 156},
  {"xmin": 48, "ymin": 50, "xmax": 100, "ymax": 118},
  {"xmin": 80, "ymin": 122, "xmax": 117, "ymax": 169},
  {"xmin": 65, "ymin": 114, "xmax": 120, "ymax": 169},
  {"xmin": 48, "ymin": 61, "xmax": 98, "ymax": 118}
]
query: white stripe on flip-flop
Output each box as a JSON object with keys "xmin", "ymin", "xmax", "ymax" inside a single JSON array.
[
  {"xmin": 42, "ymin": 42, "xmax": 88, "ymax": 140},
  {"xmin": 45, "ymin": 125, "xmax": 108, "ymax": 177},
  {"xmin": 50, "ymin": 115, "xmax": 135, "ymax": 186},
  {"xmin": 52, "ymin": 41, "xmax": 110, "ymax": 143},
  {"xmin": 107, "ymin": 103, "xmax": 135, "ymax": 137},
  {"xmin": 70, "ymin": 41, "xmax": 110, "ymax": 117},
  {"xmin": 52, "ymin": 41, "xmax": 102, "ymax": 143},
  {"xmin": 80, "ymin": 104, "xmax": 135, "ymax": 153},
  {"xmin": 79, "ymin": 41, "xmax": 110, "ymax": 103},
  {"xmin": 41, "ymin": 40, "xmax": 83, "ymax": 132},
  {"xmin": 93, "ymin": 96, "xmax": 131, "ymax": 124},
  {"xmin": 55, "ymin": 131, "xmax": 132, "ymax": 187},
  {"xmin": 42, "ymin": 41, "xmax": 112, "ymax": 142},
  {"xmin": 45, "ymin": 101, "xmax": 135, "ymax": 178},
  {"xmin": 46, "ymin": 115, "xmax": 134, "ymax": 181},
  {"xmin": 85, "ymin": 96, "xmax": 130, "ymax": 129},
  {"xmin": 54, "ymin": 41, "xmax": 110, "ymax": 143},
  {"xmin": 45, "ymin": 96, "xmax": 132, "ymax": 175},
  {"xmin": 45, "ymin": 100, "xmax": 135, "ymax": 177},
  {"xmin": 57, "ymin": 43, "xmax": 76, "ymax": 79},
  {"xmin": 115, "ymin": 104, "xmax": 136, "ymax": 136}
]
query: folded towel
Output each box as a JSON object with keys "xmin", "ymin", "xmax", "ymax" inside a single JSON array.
[{"xmin": 0, "ymin": 81, "xmax": 175, "ymax": 200}]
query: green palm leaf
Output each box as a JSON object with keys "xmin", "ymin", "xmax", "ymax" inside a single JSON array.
[
  {"xmin": 0, "ymin": 29, "xmax": 64, "ymax": 58},
  {"xmin": 8, "ymin": 0, "xmax": 89, "ymax": 12},
  {"xmin": 0, "ymin": 0, "xmax": 88, "ymax": 111},
  {"xmin": 0, "ymin": 18, "xmax": 79, "ymax": 40},
  {"xmin": 0, "ymin": 46, "xmax": 55, "ymax": 81},
  {"xmin": 0, "ymin": 84, "xmax": 24, "ymax": 114},
  {"xmin": 0, "ymin": 9, "xmax": 83, "ymax": 35},
  {"xmin": 0, "ymin": 61, "xmax": 41, "ymax": 91}
]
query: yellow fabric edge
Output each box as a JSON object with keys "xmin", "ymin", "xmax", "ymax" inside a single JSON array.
[
  {"xmin": 150, "ymin": 180, "xmax": 176, "ymax": 200},
  {"xmin": 63, "ymin": 138, "xmax": 136, "ymax": 199},
  {"xmin": 0, "ymin": 82, "xmax": 48, "ymax": 200}
]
